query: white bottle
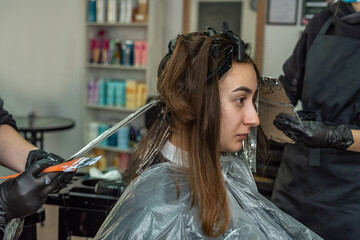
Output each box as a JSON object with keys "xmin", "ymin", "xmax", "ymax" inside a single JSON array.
[
  {"xmin": 119, "ymin": 0, "xmax": 126, "ymax": 23},
  {"xmin": 96, "ymin": 0, "xmax": 106, "ymax": 23},
  {"xmin": 107, "ymin": 0, "xmax": 117, "ymax": 23},
  {"xmin": 125, "ymin": 0, "xmax": 132, "ymax": 23}
]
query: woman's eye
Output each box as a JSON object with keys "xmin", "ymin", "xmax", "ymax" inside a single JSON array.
[{"xmin": 237, "ymin": 98, "xmax": 245, "ymax": 104}]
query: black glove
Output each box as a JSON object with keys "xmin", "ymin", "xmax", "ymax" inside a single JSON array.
[
  {"xmin": 0, "ymin": 158, "xmax": 65, "ymax": 235},
  {"xmin": 25, "ymin": 149, "xmax": 63, "ymax": 169},
  {"xmin": 26, "ymin": 150, "xmax": 74, "ymax": 192},
  {"xmin": 273, "ymin": 113, "xmax": 354, "ymax": 150}
]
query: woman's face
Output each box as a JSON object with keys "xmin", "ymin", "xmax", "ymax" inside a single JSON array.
[{"xmin": 218, "ymin": 61, "xmax": 260, "ymax": 152}]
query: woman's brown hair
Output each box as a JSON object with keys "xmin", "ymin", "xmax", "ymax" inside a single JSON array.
[{"xmin": 126, "ymin": 29, "xmax": 258, "ymax": 237}]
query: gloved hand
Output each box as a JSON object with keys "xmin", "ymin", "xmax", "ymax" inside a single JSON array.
[
  {"xmin": 0, "ymin": 158, "xmax": 65, "ymax": 235},
  {"xmin": 26, "ymin": 150, "xmax": 74, "ymax": 192},
  {"xmin": 273, "ymin": 113, "xmax": 354, "ymax": 150},
  {"xmin": 26, "ymin": 149, "xmax": 63, "ymax": 169}
]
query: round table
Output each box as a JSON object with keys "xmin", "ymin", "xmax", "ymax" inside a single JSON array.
[{"xmin": 14, "ymin": 114, "xmax": 75, "ymax": 149}]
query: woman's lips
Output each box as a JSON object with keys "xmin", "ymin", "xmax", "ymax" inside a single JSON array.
[{"xmin": 237, "ymin": 134, "xmax": 248, "ymax": 140}]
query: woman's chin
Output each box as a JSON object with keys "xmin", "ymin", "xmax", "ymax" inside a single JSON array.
[{"xmin": 221, "ymin": 143, "xmax": 243, "ymax": 153}]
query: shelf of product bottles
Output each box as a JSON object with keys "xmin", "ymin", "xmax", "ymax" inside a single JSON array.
[
  {"xmin": 94, "ymin": 145, "xmax": 132, "ymax": 153},
  {"xmin": 86, "ymin": 104, "xmax": 140, "ymax": 112},
  {"xmin": 87, "ymin": 22, "xmax": 148, "ymax": 28},
  {"xmin": 87, "ymin": 63, "xmax": 147, "ymax": 71}
]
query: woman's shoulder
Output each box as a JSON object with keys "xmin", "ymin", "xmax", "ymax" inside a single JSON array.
[
  {"xmin": 127, "ymin": 162, "xmax": 190, "ymax": 207},
  {"xmin": 95, "ymin": 162, "xmax": 200, "ymax": 239},
  {"xmin": 221, "ymin": 155, "xmax": 257, "ymax": 188}
]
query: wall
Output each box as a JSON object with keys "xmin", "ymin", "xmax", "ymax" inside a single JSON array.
[
  {"xmin": 163, "ymin": 0, "xmax": 183, "ymax": 54},
  {"xmin": 189, "ymin": 0, "xmax": 257, "ymax": 49},
  {"xmin": 262, "ymin": 0, "xmax": 305, "ymax": 77},
  {"xmin": 262, "ymin": 25, "xmax": 303, "ymax": 77},
  {"xmin": 0, "ymin": 0, "xmax": 86, "ymax": 175}
]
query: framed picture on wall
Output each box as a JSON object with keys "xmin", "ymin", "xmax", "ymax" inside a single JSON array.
[
  {"xmin": 266, "ymin": 0, "xmax": 298, "ymax": 25},
  {"xmin": 302, "ymin": 0, "xmax": 332, "ymax": 25}
]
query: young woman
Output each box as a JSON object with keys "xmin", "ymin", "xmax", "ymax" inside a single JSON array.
[{"xmin": 95, "ymin": 23, "xmax": 321, "ymax": 239}]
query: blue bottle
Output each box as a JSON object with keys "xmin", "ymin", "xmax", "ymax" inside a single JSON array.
[{"xmin": 88, "ymin": 0, "xmax": 96, "ymax": 22}]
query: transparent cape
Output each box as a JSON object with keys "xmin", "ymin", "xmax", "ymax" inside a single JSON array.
[{"xmin": 94, "ymin": 156, "xmax": 321, "ymax": 239}]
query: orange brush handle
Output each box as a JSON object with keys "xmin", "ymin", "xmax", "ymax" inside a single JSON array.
[
  {"xmin": 0, "ymin": 173, "xmax": 21, "ymax": 179},
  {"xmin": 0, "ymin": 158, "xmax": 81, "ymax": 180},
  {"xmin": 41, "ymin": 158, "xmax": 80, "ymax": 173}
]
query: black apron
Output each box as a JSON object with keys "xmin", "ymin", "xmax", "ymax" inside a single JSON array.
[{"xmin": 271, "ymin": 17, "xmax": 360, "ymax": 240}]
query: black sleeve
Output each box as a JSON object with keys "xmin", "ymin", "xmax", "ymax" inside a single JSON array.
[
  {"xmin": 279, "ymin": 33, "xmax": 308, "ymax": 106},
  {"xmin": 0, "ymin": 98, "xmax": 17, "ymax": 131},
  {"xmin": 0, "ymin": 227, "xmax": 3, "ymax": 240},
  {"xmin": 279, "ymin": 9, "xmax": 332, "ymax": 106},
  {"xmin": 0, "ymin": 201, "xmax": 7, "ymax": 240}
]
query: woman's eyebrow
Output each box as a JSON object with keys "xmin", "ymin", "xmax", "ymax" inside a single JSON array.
[{"xmin": 232, "ymin": 86, "xmax": 252, "ymax": 94}]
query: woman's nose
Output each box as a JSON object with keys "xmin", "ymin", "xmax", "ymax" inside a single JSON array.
[{"xmin": 244, "ymin": 104, "xmax": 260, "ymax": 127}]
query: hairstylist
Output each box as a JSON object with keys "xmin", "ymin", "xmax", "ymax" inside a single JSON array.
[{"xmin": 271, "ymin": 1, "xmax": 360, "ymax": 239}]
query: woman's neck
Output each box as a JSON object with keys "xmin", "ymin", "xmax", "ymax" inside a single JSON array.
[{"xmin": 169, "ymin": 133, "xmax": 187, "ymax": 151}]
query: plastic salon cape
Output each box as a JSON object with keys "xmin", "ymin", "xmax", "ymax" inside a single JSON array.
[{"xmin": 95, "ymin": 142, "xmax": 321, "ymax": 240}]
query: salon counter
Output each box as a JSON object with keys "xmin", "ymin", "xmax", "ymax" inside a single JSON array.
[{"xmin": 46, "ymin": 173, "xmax": 126, "ymax": 239}]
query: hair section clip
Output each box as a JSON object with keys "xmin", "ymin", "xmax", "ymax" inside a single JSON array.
[
  {"xmin": 206, "ymin": 26, "xmax": 217, "ymax": 36},
  {"xmin": 168, "ymin": 39, "xmax": 176, "ymax": 54}
]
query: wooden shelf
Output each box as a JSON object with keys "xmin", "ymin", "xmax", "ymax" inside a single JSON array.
[
  {"xmin": 83, "ymin": 1, "xmax": 163, "ymax": 150},
  {"xmin": 87, "ymin": 63, "xmax": 147, "ymax": 71},
  {"xmin": 87, "ymin": 22, "xmax": 148, "ymax": 27}
]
